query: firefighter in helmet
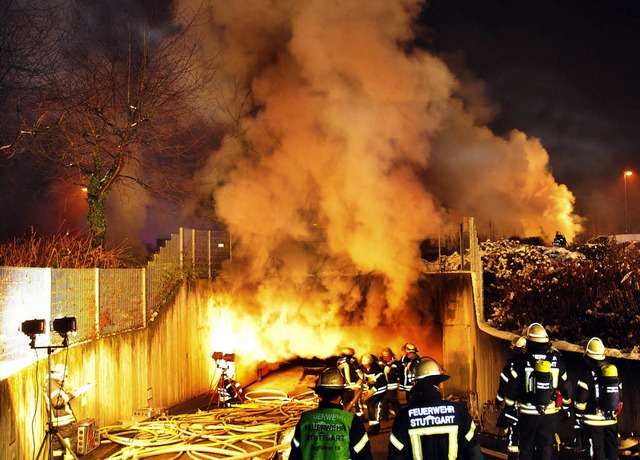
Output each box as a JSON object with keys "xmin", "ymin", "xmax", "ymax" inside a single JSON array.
[
  {"xmin": 44, "ymin": 363, "xmax": 94, "ymax": 459},
  {"xmin": 358, "ymin": 353, "xmax": 387, "ymax": 435},
  {"xmin": 388, "ymin": 357, "xmax": 482, "ymax": 459},
  {"xmin": 573, "ymin": 337, "xmax": 623, "ymax": 460},
  {"xmin": 289, "ymin": 367, "xmax": 373, "ymax": 460},
  {"xmin": 336, "ymin": 347, "xmax": 364, "ymax": 418},
  {"xmin": 399, "ymin": 342, "xmax": 421, "ymax": 405},
  {"xmin": 496, "ymin": 335, "xmax": 527, "ymax": 460},
  {"xmin": 379, "ymin": 347, "xmax": 402, "ymax": 421},
  {"xmin": 505, "ymin": 323, "xmax": 572, "ymax": 460}
]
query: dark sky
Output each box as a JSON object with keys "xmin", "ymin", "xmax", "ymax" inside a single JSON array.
[
  {"xmin": 421, "ymin": 0, "xmax": 640, "ymax": 235},
  {"xmin": 3, "ymin": 0, "xmax": 640, "ymax": 243}
]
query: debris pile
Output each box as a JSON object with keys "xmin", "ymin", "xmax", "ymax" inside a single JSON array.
[{"xmin": 481, "ymin": 238, "xmax": 640, "ymax": 354}]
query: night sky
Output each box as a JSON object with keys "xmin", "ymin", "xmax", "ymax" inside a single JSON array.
[
  {"xmin": 421, "ymin": 0, "xmax": 640, "ymax": 235},
  {"xmin": 3, "ymin": 0, "xmax": 640, "ymax": 244}
]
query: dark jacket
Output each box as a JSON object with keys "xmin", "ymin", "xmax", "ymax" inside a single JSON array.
[
  {"xmin": 506, "ymin": 341, "xmax": 572, "ymax": 416},
  {"xmin": 574, "ymin": 357, "xmax": 622, "ymax": 426},
  {"xmin": 388, "ymin": 386, "xmax": 483, "ymax": 460}
]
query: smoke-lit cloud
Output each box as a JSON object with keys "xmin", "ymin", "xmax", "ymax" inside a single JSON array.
[
  {"xmin": 185, "ymin": 1, "xmax": 580, "ymax": 283},
  {"xmin": 174, "ymin": 0, "xmax": 584, "ymax": 360}
]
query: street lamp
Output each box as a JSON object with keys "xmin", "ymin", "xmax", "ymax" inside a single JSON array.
[{"xmin": 624, "ymin": 170, "xmax": 633, "ymax": 233}]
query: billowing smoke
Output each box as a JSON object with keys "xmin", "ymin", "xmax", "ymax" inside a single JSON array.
[{"xmin": 179, "ymin": 0, "xmax": 582, "ymax": 361}]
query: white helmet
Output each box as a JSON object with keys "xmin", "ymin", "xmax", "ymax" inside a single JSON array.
[
  {"xmin": 526, "ymin": 323, "xmax": 549, "ymax": 343},
  {"xmin": 50, "ymin": 363, "xmax": 67, "ymax": 380},
  {"xmin": 414, "ymin": 357, "xmax": 449, "ymax": 387},
  {"xmin": 585, "ymin": 337, "xmax": 606, "ymax": 361}
]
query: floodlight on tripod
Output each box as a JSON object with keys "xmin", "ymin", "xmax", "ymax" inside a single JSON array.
[
  {"xmin": 52, "ymin": 316, "xmax": 77, "ymax": 347},
  {"xmin": 20, "ymin": 319, "xmax": 46, "ymax": 348},
  {"xmin": 20, "ymin": 317, "xmax": 80, "ymax": 459}
]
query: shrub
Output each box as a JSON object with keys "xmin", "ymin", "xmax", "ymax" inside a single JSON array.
[{"xmin": 482, "ymin": 238, "xmax": 640, "ymax": 353}]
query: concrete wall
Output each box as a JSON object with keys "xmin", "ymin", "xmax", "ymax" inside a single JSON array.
[{"xmin": 0, "ymin": 279, "xmax": 261, "ymax": 460}]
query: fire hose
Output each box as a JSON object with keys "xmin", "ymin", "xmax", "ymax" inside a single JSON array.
[
  {"xmin": 99, "ymin": 389, "xmax": 317, "ymax": 459},
  {"xmin": 343, "ymin": 386, "xmax": 363, "ymax": 413}
]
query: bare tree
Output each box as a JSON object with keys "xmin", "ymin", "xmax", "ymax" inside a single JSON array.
[
  {"xmin": 16, "ymin": 2, "xmax": 217, "ymax": 247},
  {"xmin": 0, "ymin": 0, "xmax": 65, "ymax": 151}
]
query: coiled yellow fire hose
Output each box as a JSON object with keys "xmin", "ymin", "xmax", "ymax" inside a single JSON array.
[{"xmin": 100, "ymin": 389, "xmax": 317, "ymax": 459}]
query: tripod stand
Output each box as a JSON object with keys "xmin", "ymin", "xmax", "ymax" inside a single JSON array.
[
  {"xmin": 35, "ymin": 422, "xmax": 79, "ymax": 460},
  {"xmin": 207, "ymin": 353, "xmax": 244, "ymax": 409},
  {"xmin": 33, "ymin": 341, "xmax": 79, "ymax": 460}
]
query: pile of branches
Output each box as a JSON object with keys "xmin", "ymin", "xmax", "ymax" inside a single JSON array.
[
  {"xmin": 482, "ymin": 237, "xmax": 640, "ymax": 353},
  {"xmin": 0, "ymin": 230, "xmax": 127, "ymax": 268}
]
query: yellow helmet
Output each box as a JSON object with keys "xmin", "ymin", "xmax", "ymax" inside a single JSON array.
[
  {"xmin": 381, "ymin": 347, "xmax": 394, "ymax": 360},
  {"xmin": 315, "ymin": 368, "xmax": 346, "ymax": 390},
  {"xmin": 511, "ymin": 336, "xmax": 527, "ymax": 353},
  {"xmin": 414, "ymin": 357, "xmax": 449, "ymax": 386},
  {"xmin": 360, "ymin": 353, "xmax": 374, "ymax": 367},
  {"xmin": 585, "ymin": 337, "xmax": 605, "ymax": 361},
  {"xmin": 340, "ymin": 347, "xmax": 355, "ymax": 357},
  {"xmin": 403, "ymin": 343, "xmax": 418, "ymax": 353},
  {"xmin": 601, "ymin": 364, "xmax": 618, "ymax": 377},
  {"xmin": 526, "ymin": 323, "xmax": 549, "ymax": 343}
]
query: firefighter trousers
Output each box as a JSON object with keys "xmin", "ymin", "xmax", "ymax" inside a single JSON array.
[
  {"xmin": 518, "ymin": 412, "xmax": 560, "ymax": 460},
  {"xmin": 584, "ymin": 423, "xmax": 619, "ymax": 460}
]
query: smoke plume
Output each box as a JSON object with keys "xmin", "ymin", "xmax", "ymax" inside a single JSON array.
[{"xmin": 180, "ymin": 0, "xmax": 582, "ymax": 360}]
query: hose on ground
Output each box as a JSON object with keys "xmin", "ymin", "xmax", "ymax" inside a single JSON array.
[{"xmin": 100, "ymin": 389, "xmax": 317, "ymax": 459}]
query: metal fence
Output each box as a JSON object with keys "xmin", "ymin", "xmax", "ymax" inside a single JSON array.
[
  {"xmin": 0, "ymin": 221, "xmax": 477, "ymax": 380},
  {"xmin": 0, "ymin": 228, "xmax": 230, "ymax": 379}
]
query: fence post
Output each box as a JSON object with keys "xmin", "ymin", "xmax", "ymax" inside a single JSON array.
[
  {"xmin": 179, "ymin": 227, "xmax": 184, "ymax": 273},
  {"xmin": 142, "ymin": 268, "xmax": 147, "ymax": 328},
  {"xmin": 208, "ymin": 230, "xmax": 212, "ymax": 279},
  {"xmin": 460, "ymin": 222, "xmax": 465, "ymax": 269},
  {"xmin": 95, "ymin": 267, "xmax": 100, "ymax": 338}
]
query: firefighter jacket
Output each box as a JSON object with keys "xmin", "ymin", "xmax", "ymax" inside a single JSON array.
[
  {"xmin": 337, "ymin": 355, "xmax": 362, "ymax": 390},
  {"xmin": 400, "ymin": 353, "xmax": 421, "ymax": 392},
  {"xmin": 573, "ymin": 358, "xmax": 622, "ymax": 427},
  {"xmin": 496, "ymin": 353, "xmax": 525, "ymax": 407},
  {"xmin": 358, "ymin": 360, "xmax": 387, "ymax": 398},
  {"xmin": 289, "ymin": 401, "xmax": 373, "ymax": 460},
  {"xmin": 505, "ymin": 342, "xmax": 572, "ymax": 416},
  {"xmin": 381, "ymin": 356, "xmax": 401, "ymax": 391},
  {"xmin": 388, "ymin": 386, "xmax": 483, "ymax": 460},
  {"xmin": 45, "ymin": 378, "xmax": 77, "ymax": 427}
]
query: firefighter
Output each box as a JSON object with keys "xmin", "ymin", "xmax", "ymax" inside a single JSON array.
[
  {"xmin": 573, "ymin": 337, "xmax": 623, "ymax": 460},
  {"xmin": 505, "ymin": 323, "xmax": 572, "ymax": 460},
  {"xmin": 337, "ymin": 347, "xmax": 364, "ymax": 418},
  {"xmin": 495, "ymin": 336, "xmax": 527, "ymax": 460},
  {"xmin": 379, "ymin": 347, "xmax": 402, "ymax": 421},
  {"xmin": 388, "ymin": 357, "xmax": 482, "ymax": 459},
  {"xmin": 399, "ymin": 342, "xmax": 421, "ymax": 405},
  {"xmin": 289, "ymin": 367, "xmax": 373, "ymax": 460},
  {"xmin": 358, "ymin": 353, "xmax": 387, "ymax": 435},
  {"xmin": 44, "ymin": 363, "xmax": 94, "ymax": 459},
  {"xmin": 553, "ymin": 231, "xmax": 567, "ymax": 248}
]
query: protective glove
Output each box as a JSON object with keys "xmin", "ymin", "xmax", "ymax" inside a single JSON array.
[{"xmin": 496, "ymin": 406, "xmax": 518, "ymax": 429}]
